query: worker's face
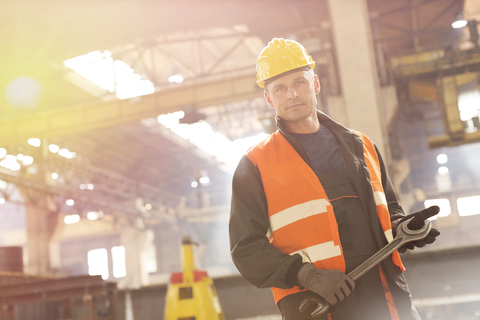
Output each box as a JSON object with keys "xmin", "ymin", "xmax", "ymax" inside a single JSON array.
[{"xmin": 264, "ymin": 70, "xmax": 320, "ymax": 125}]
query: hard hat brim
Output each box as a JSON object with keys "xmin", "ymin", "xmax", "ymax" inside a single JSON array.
[{"xmin": 262, "ymin": 65, "xmax": 313, "ymax": 89}]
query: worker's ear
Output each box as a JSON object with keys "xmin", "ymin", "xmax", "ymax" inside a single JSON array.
[
  {"xmin": 314, "ymin": 74, "xmax": 321, "ymax": 95},
  {"xmin": 264, "ymin": 90, "xmax": 275, "ymax": 109}
]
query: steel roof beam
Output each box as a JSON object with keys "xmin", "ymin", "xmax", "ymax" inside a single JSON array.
[{"xmin": 0, "ymin": 72, "xmax": 262, "ymax": 145}]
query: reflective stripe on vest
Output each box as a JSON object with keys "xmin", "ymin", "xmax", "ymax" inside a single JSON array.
[
  {"xmin": 354, "ymin": 131, "xmax": 405, "ymax": 272},
  {"xmin": 246, "ymin": 130, "xmax": 404, "ymax": 303}
]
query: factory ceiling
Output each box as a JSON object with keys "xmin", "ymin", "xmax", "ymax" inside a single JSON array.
[{"xmin": 0, "ymin": 0, "xmax": 467, "ymax": 225}]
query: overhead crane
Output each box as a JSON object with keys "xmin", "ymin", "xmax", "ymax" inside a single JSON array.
[{"xmin": 391, "ymin": 46, "xmax": 480, "ymax": 148}]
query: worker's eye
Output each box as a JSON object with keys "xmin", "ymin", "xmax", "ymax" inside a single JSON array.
[
  {"xmin": 296, "ymin": 80, "xmax": 305, "ymax": 85},
  {"xmin": 276, "ymin": 86, "xmax": 286, "ymax": 92}
]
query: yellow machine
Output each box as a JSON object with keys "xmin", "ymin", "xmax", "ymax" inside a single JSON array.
[{"xmin": 164, "ymin": 236, "xmax": 225, "ymax": 320}]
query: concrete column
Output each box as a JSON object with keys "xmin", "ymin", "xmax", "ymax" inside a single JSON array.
[
  {"xmin": 118, "ymin": 226, "xmax": 154, "ymax": 289},
  {"xmin": 328, "ymin": 0, "xmax": 388, "ymax": 156},
  {"xmin": 23, "ymin": 139, "xmax": 59, "ymax": 275},
  {"xmin": 24, "ymin": 198, "xmax": 57, "ymax": 275}
]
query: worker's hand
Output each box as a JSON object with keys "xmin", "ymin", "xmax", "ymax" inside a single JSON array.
[
  {"xmin": 394, "ymin": 205, "xmax": 441, "ymax": 253},
  {"xmin": 297, "ymin": 263, "xmax": 355, "ymax": 306}
]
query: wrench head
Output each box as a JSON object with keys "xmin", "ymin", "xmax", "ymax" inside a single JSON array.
[
  {"xmin": 299, "ymin": 296, "xmax": 331, "ymax": 317},
  {"xmin": 396, "ymin": 216, "xmax": 432, "ymax": 242}
]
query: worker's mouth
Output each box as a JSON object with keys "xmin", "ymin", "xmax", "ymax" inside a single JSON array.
[{"xmin": 287, "ymin": 103, "xmax": 303, "ymax": 109}]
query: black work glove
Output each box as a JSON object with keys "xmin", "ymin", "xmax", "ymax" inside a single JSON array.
[
  {"xmin": 394, "ymin": 205, "xmax": 441, "ymax": 253},
  {"xmin": 297, "ymin": 263, "xmax": 355, "ymax": 306}
]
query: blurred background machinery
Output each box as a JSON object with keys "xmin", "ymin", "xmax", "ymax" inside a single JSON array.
[{"xmin": 164, "ymin": 236, "xmax": 224, "ymax": 320}]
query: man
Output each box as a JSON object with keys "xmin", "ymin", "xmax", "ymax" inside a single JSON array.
[{"xmin": 229, "ymin": 38, "xmax": 440, "ymax": 320}]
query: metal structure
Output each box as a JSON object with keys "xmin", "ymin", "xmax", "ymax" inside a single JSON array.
[{"xmin": 0, "ymin": 274, "xmax": 117, "ymax": 320}]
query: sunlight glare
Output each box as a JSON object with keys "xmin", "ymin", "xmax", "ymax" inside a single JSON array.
[{"xmin": 157, "ymin": 111, "xmax": 268, "ymax": 168}]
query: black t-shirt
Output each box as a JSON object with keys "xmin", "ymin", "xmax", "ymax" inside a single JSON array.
[{"xmin": 289, "ymin": 125, "xmax": 344, "ymax": 175}]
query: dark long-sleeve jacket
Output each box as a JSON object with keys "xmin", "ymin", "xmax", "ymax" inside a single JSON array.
[{"xmin": 229, "ymin": 110, "xmax": 411, "ymax": 293}]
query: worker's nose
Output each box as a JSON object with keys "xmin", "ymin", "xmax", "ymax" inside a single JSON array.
[{"xmin": 286, "ymin": 87, "xmax": 299, "ymax": 99}]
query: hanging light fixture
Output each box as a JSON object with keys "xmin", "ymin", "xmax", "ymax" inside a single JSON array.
[
  {"xmin": 452, "ymin": 13, "xmax": 468, "ymax": 29},
  {"xmin": 168, "ymin": 67, "xmax": 184, "ymax": 84}
]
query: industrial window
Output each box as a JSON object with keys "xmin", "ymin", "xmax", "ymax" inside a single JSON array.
[
  {"xmin": 63, "ymin": 51, "xmax": 155, "ymax": 100},
  {"xmin": 457, "ymin": 79, "xmax": 480, "ymax": 133},
  {"xmin": 87, "ymin": 248, "xmax": 109, "ymax": 280},
  {"xmin": 457, "ymin": 196, "xmax": 480, "ymax": 217},
  {"xmin": 111, "ymin": 246, "xmax": 127, "ymax": 278},
  {"xmin": 424, "ymin": 199, "xmax": 451, "ymax": 219},
  {"xmin": 145, "ymin": 243, "xmax": 158, "ymax": 274}
]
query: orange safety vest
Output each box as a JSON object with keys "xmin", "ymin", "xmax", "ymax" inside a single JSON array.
[{"xmin": 246, "ymin": 130, "xmax": 405, "ymax": 304}]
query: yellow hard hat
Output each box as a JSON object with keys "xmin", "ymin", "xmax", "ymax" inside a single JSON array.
[{"xmin": 256, "ymin": 38, "xmax": 315, "ymax": 88}]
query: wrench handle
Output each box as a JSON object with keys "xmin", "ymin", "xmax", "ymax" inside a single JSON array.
[
  {"xmin": 299, "ymin": 238, "xmax": 404, "ymax": 318},
  {"xmin": 348, "ymin": 237, "xmax": 403, "ymax": 281},
  {"xmin": 299, "ymin": 218, "xmax": 431, "ymax": 317},
  {"xmin": 348, "ymin": 219, "xmax": 432, "ymax": 281},
  {"xmin": 304, "ymin": 237, "xmax": 404, "ymax": 316}
]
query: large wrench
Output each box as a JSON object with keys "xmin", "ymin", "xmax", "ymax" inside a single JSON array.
[{"xmin": 299, "ymin": 217, "xmax": 432, "ymax": 318}]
